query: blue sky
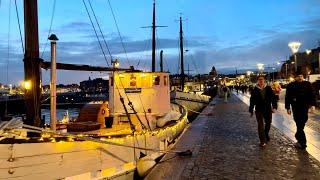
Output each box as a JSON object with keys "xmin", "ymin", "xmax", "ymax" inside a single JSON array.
[{"xmin": 1, "ymin": 0, "xmax": 320, "ymax": 84}]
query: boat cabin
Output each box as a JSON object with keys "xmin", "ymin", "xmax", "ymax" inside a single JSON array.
[{"xmin": 109, "ymin": 71, "xmax": 170, "ymax": 130}]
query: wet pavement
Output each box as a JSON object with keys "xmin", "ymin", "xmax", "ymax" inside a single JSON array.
[
  {"xmin": 240, "ymin": 91, "xmax": 320, "ymax": 133},
  {"xmin": 146, "ymin": 94, "xmax": 320, "ymax": 180},
  {"xmin": 236, "ymin": 92, "xmax": 320, "ymax": 162}
]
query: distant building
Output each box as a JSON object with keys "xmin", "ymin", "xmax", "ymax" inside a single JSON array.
[
  {"xmin": 280, "ymin": 47, "xmax": 320, "ymax": 78},
  {"xmin": 80, "ymin": 77, "xmax": 109, "ymax": 94},
  {"xmin": 42, "ymin": 84, "xmax": 80, "ymax": 94}
]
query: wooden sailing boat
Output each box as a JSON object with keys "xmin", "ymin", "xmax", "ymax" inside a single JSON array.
[{"xmin": 0, "ymin": 1, "xmax": 190, "ymax": 179}]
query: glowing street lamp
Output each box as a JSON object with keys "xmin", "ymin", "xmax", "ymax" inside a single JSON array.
[
  {"xmin": 306, "ymin": 49, "xmax": 312, "ymax": 55},
  {"xmin": 257, "ymin": 63, "xmax": 264, "ymax": 74},
  {"xmin": 288, "ymin": 41, "xmax": 301, "ymax": 71}
]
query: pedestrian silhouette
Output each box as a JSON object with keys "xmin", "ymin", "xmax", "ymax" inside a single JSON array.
[
  {"xmin": 249, "ymin": 75, "xmax": 278, "ymax": 147},
  {"xmin": 285, "ymin": 70, "xmax": 316, "ymax": 150}
]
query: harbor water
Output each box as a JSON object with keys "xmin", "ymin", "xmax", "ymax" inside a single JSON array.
[{"xmin": 41, "ymin": 108, "xmax": 79, "ymax": 124}]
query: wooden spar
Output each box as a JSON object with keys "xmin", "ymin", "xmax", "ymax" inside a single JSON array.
[
  {"xmin": 142, "ymin": 1, "xmax": 167, "ymax": 72},
  {"xmin": 179, "ymin": 16, "xmax": 185, "ymax": 91},
  {"xmin": 23, "ymin": 0, "xmax": 41, "ymax": 127},
  {"xmin": 40, "ymin": 61, "xmax": 134, "ymax": 72},
  {"xmin": 152, "ymin": 1, "xmax": 156, "ymax": 72}
]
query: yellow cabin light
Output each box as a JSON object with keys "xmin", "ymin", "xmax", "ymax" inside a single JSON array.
[{"xmin": 23, "ymin": 80, "xmax": 32, "ymax": 90}]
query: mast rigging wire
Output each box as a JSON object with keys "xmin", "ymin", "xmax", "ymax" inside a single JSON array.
[
  {"xmin": 5, "ymin": 0, "xmax": 12, "ymax": 117},
  {"xmin": 14, "ymin": 0, "xmax": 24, "ymax": 54},
  {"xmin": 87, "ymin": 0, "xmax": 113, "ymax": 63},
  {"xmin": 41, "ymin": 0, "xmax": 56, "ymax": 59},
  {"xmin": 117, "ymin": 79, "xmax": 147, "ymax": 130},
  {"xmin": 107, "ymin": 0, "xmax": 131, "ymax": 67},
  {"xmin": 82, "ymin": 0, "xmax": 110, "ymax": 66}
]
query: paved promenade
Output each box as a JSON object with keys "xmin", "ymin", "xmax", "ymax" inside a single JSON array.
[
  {"xmin": 146, "ymin": 94, "xmax": 320, "ymax": 180},
  {"xmin": 236, "ymin": 92, "xmax": 320, "ymax": 162}
]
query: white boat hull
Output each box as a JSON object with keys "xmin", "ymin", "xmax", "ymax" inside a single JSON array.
[
  {"xmin": 0, "ymin": 105, "xmax": 188, "ymax": 180},
  {"xmin": 171, "ymin": 91, "xmax": 210, "ymax": 115}
]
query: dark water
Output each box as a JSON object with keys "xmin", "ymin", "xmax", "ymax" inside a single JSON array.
[{"xmin": 41, "ymin": 108, "xmax": 79, "ymax": 124}]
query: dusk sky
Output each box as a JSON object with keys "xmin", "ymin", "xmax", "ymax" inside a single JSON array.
[{"xmin": 1, "ymin": 0, "xmax": 320, "ymax": 84}]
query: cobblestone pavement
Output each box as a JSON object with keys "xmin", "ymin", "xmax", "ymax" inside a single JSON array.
[
  {"xmin": 146, "ymin": 94, "xmax": 320, "ymax": 180},
  {"xmin": 242, "ymin": 91, "xmax": 320, "ymax": 133},
  {"xmin": 179, "ymin": 95, "xmax": 320, "ymax": 180}
]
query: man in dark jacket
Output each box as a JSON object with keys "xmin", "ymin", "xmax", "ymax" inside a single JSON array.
[
  {"xmin": 285, "ymin": 71, "xmax": 316, "ymax": 150},
  {"xmin": 249, "ymin": 75, "xmax": 278, "ymax": 147}
]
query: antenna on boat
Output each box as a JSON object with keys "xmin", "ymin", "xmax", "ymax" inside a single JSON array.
[
  {"xmin": 179, "ymin": 15, "xmax": 185, "ymax": 91},
  {"xmin": 141, "ymin": 0, "xmax": 167, "ymax": 72},
  {"xmin": 160, "ymin": 50, "xmax": 164, "ymax": 72}
]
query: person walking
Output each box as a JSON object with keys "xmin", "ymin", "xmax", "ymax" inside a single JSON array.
[
  {"xmin": 249, "ymin": 75, "xmax": 278, "ymax": 147},
  {"xmin": 285, "ymin": 71, "xmax": 316, "ymax": 150},
  {"xmin": 223, "ymin": 86, "xmax": 229, "ymax": 103},
  {"xmin": 235, "ymin": 84, "xmax": 239, "ymax": 95}
]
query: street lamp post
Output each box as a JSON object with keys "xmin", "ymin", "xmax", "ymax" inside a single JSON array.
[
  {"xmin": 288, "ymin": 41, "xmax": 301, "ymax": 72},
  {"xmin": 272, "ymin": 67, "xmax": 276, "ymax": 81},
  {"xmin": 305, "ymin": 49, "xmax": 312, "ymax": 76}
]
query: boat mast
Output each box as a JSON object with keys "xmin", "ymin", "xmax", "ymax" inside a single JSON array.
[
  {"xmin": 151, "ymin": 1, "xmax": 156, "ymax": 72},
  {"xmin": 179, "ymin": 16, "xmax": 185, "ymax": 91},
  {"xmin": 23, "ymin": 0, "xmax": 42, "ymax": 127},
  {"xmin": 160, "ymin": 50, "xmax": 163, "ymax": 72}
]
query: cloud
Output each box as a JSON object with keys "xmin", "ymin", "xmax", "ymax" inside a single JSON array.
[
  {"xmin": 2, "ymin": 11, "xmax": 320, "ymax": 84},
  {"xmin": 39, "ymin": 36, "xmax": 209, "ymax": 65},
  {"xmin": 189, "ymin": 29, "xmax": 320, "ymax": 74}
]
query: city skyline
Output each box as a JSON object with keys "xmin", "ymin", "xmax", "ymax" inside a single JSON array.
[{"xmin": 0, "ymin": 0, "xmax": 320, "ymax": 84}]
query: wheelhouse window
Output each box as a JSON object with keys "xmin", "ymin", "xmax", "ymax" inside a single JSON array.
[
  {"xmin": 130, "ymin": 75, "xmax": 137, "ymax": 86},
  {"xmin": 153, "ymin": 76, "xmax": 160, "ymax": 86},
  {"xmin": 140, "ymin": 73, "xmax": 149, "ymax": 87},
  {"xmin": 164, "ymin": 76, "xmax": 167, "ymax": 86}
]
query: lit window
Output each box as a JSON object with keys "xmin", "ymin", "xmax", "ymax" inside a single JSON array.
[
  {"xmin": 110, "ymin": 77, "xmax": 114, "ymax": 86},
  {"xmin": 130, "ymin": 75, "xmax": 137, "ymax": 86},
  {"xmin": 164, "ymin": 76, "xmax": 167, "ymax": 86},
  {"xmin": 153, "ymin": 76, "xmax": 160, "ymax": 86}
]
